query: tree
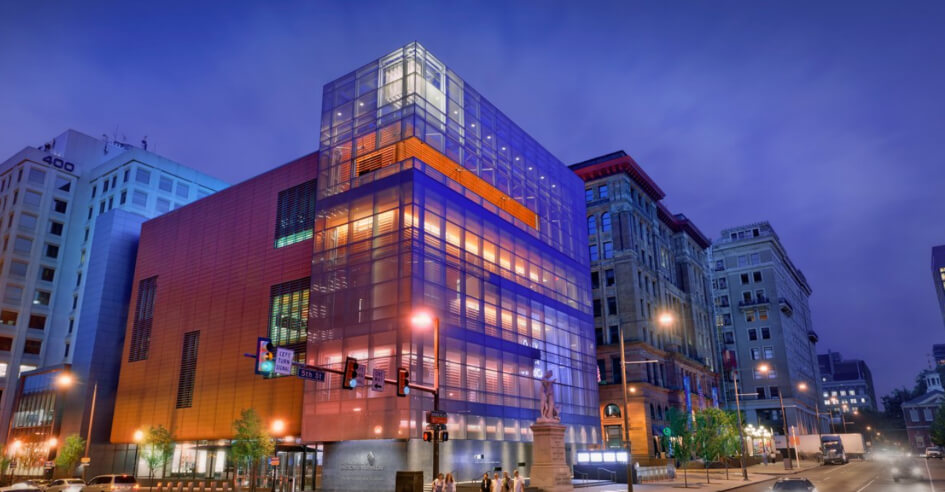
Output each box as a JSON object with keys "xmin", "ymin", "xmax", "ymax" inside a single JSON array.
[
  {"xmin": 662, "ymin": 408, "xmax": 695, "ymax": 487},
  {"xmin": 0, "ymin": 455, "xmax": 12, "ymax": 485},
  {"xmin": 694, "ymin": 408, "xmax": 730, "ymax": 484},
  {"xmin": 230, "ymin": 409, "xmax": 274, "ymax": 492},
  {"xmin": 718, "ymin": 410, "xmax": 741, "ymax": 480},
  {"xmin": 55, "ymin": 434, "xmax": 86, "ymax": 477},
  {"xmin": 930, "ymin": 404, "xmax": 945, "ymax": 447},
  {"xmin": 141, "ymin": 426, "xmax": 174, "ymax": 481}
]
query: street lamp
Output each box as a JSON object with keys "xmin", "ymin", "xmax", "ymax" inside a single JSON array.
[
  {"xmin": 132, "ymin": 430, "xmax": 145, "ymax": 477},
  {"xmin": 757, "ymin": 364, "xmax": 792, "ymax": 470},
  {"xmin": 728, "ymin": 367, "xmax": 755, "ymax": 480},
  {"xmin": 410, "ymin": 310, "xmax": 441, "ymax": 481},
  {"xmin": 617, "ymin": 311, "xmax": 674, "ymax": 491},
  {"xmin": 55, "ymin": 371, "xmax": 97, "ymax": 480},
  {"xmin": 796, "ymin": 382, "xmax": 823, "ymax": 452}
]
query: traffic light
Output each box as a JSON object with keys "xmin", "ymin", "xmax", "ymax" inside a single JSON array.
[
  {"xmin": 255, "ymin": 338, "xmax": 276, "ymax": 374},
  {"xmin": 342, "ymin": 357, "xmax": 359, "ymax": 390},
  {"xmin": 440, "ymin": 431, "xmax": 449, "ymax": 442},
  {"xmin": 397, "ymin": 368, "xmax": 410, "ymax": 397},
  {"xmin": 422, "ymin": 430, "xmax": 434, "ymax": 442}
]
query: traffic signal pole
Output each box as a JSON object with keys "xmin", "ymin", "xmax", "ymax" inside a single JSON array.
[{"xmin": 432, "ymin": 316, "xmax": 440, "ymax": 481}]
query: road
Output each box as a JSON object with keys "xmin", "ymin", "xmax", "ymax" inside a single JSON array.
[{"xmin": 726, "ymin": 458, "xmax": 945, "ymax": 491}]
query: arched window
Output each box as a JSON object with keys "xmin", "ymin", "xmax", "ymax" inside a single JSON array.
[
  {"xmin": 587, "ymin": 215, "xmax": 597, "ymax": 235},
  {"xmin": 604, "ymin": 403, "xmax": 621, "ymax": 418},
  {"xmin": 601, "ymin": 212, "xmax": 612, "ymax": 232},
  {"xmin": 650, "ymin": 404, "xmax": 656, "ymax": 419}
]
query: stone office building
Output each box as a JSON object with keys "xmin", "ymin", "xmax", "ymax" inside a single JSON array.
[
  {"xmin": 711, "ymin": 222, "xmax": 823, "ymax": 436},
  {"xmin": 571, "ymin": 151, "xmax": 720, "ymax": 463}
]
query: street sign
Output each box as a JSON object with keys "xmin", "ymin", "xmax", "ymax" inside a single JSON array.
[
  {"xmin": 269, "ymin": 456, "xmax": 280, "ymax": 466},
  {"xmin": 371, "ymin": 368, "xmax": 385, "ymax": 392},
  {"xmin": 662, "ymin": 427, "xmax": 672, "ymax": 437},
  {"xmin": 297, "ymin": 367, "xmax": 326, "ymax": 382},
  {"xmin": 44, "ymin": 461, "xmax": 54, "ymax": 470},
  {"xmin": 427, "ymin": 410, "xmax": 448, "ymax": 425},
  {"xmin": 274, "ymin": 347, "xmax": 294, "ymax": 375},
  {"xmin": 80, "ymin": 457, "xmax": 91, "ymax": 464},
  {"xmin": 356, "ymin": 364, "xmax": 367, "ymax": 387}
]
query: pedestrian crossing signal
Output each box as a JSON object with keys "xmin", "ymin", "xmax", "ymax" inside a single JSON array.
[
  {"xmin": 342, "ymin": 357, "xmax": 359, "ymax": 390},
  {"xmin": 397, "ymin": 368, "xmax": 410, "ymax": 397},
  {"xmin": 440, "ymin": 431, "xmax": 449, "ymax": 442},
  {"xmin": 422, "ymin": 430, "xmax": 434, "ymax": 442}
]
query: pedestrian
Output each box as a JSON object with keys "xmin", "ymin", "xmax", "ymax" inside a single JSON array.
[
  {"xmin": 444, "ymin": 473, "xmax": 456, "ymax": 492},
  {"xmin": 480, "ymin": 472, "xmax": 492, "ymax": 492},
  {"xmin": 492, "ymin": 472, "xmax": 501, "ymax": 492},
  {"xmin": 512, "ymin": 470, "xmax": 524, "ymax": 492},
  {"xmin": 501, "ymin": 471, "xmax": 511, "ymax": 492},
  {"xmin": 432, "ymin": 473, "xmax": 445, "ymax": 492}
]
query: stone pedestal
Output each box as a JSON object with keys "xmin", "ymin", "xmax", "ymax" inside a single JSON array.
[{"xmin": 529, "ymin": 422, "xmax": 573, "ymax": 492}]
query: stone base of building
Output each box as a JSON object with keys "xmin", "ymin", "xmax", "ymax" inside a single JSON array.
[{"xmin": 529, "ymin": 423, "xmax": 572, "ymax": 492}]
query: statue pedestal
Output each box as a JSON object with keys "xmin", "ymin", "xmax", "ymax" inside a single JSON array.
[{"xmin": 529, "ymin": 422, "xmax": 573, "ymax": 492}]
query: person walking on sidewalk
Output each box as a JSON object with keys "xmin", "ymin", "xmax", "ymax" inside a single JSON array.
[
  {"xmin": 480, "ymin": 472, "xmax": 492, "ymax": 492},
  {"xmin": 512, "ymin": 471, "xmax": 524, "ymax": 492}
]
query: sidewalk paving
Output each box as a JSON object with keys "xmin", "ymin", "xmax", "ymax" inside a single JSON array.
[{"xmin": 577, "ymin": 459, "xmax": 820, "ymax": 492}]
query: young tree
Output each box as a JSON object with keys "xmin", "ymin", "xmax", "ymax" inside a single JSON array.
[
  {"xmin": 662, "ymin": 408, "xmax": 695, "ymax": 487},
  {"xmin": 693, "ymin": 408, "xmax": 728, "ymax": 484},
  {"xmin": 55, "ymin": 434, "xmax": 86, "ymax": 477},
  {"xmin": 230, "ymin": 409, "xmax": 274, "ymax": 492},
  {"xmin": 0, "ymin": 455, "xmax": 12, "ymax": 485},
  {"xmin": 930, "ymin": 404, "xmax": 945, "ymax": 447},
  {"xmin": 141, "ymin": 426, "xmax": 175, "ymax": 481},
  {"xmin": 718, "ymin": 410, "xmax": 741, "ymax": 480}
]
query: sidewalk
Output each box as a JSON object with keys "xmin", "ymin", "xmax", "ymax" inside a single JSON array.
[{"xmin": 577, "ymin": 459, "xmax": 820, "ymax": 492}]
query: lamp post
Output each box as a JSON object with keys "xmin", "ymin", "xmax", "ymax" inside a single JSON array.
[
  {"xmin": 730, "ymin": 370, "xmax": 750, "ymax": 480},
  {"xmin": 757, "ymin": 364, "xmax": 791, "ymax": 470},
  {"xmin": 411, "ymin": 311, "xmax": 441, "ymax": 481},
  {"xmin": 54, "ymin": 372, "xmax": 98, "ymax": 480},
  {"xmin": 132, "ymin": 430, "xmax": 144, "ymax": 477},
  {"xmin": 269, "ymin": 419, "xmax": 286, "ymax": 492},
  {"xmin": 616, "ymin": 311, "xmax": 674, "ymax": 491}
]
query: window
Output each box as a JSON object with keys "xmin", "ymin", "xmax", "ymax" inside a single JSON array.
[
  {"xmin": 599, "ymin": 184, "xmax": 609, "ymax": 199},
  {"xmin": 3, "ymin": 285, "xmax": 23, "ymax": 304},
  {"xmin": 120, "ymin": 190, "xmax": 127, "ymax": 205},
  {"xmin": 612, "ymin": 356, "xmax": 622, "ymax": 383},
  {"xmin": 715, "ymin": 260, "xmax": 724, "ymax": 271},
  {"xmin": 603, "ymin": 242, "xmax": 614, "ymax": 259},
  {"xmin": 269, "ymin": 277, "xmax": 310, "ymax": 356},
  {"xmin": 745, "ymin": 311, "xmax": 755, "ymax": 323},
  {"xmin": 274, "ymin": 179, "xmax": 317, "ymax": 248},
  {"xmin": 750, "ymin": 348, "xmax": 761, "ymax": 360},
  {"xmin": 748, "ymin": 329, "xmax": 758, "ymax": 341},
  {"xmin": 925, "ymin": 408, "xmax": 934, "ymax": 421},
  {"xmin": 0, "ymin": 337, "xmax": 11, "ymax": 351},
  {"xmin": 28, "ymin": 315, "xmax": 45, "ymax": 330},
  {"xmin": 593, "ymin": 299, "xmax": 602, "ymax": 317},
  {"xmin": 49, "ymin": 221, "xmax": 63, "ymax": 236},
  {"xmin": 124, "ymin": 169, "xmax": 130, "ymax": 182},
  {"xmin": 910, "ymin": 409, "xmax": 919, "ymax": 422},
  {"xmin": 585, "ymin": 189, "xmax": 594, "ymax": 201},
  {"xmin": 756, "ymin": 387, "xmax": 766, "ymax": 399},
  {"xmin": 103, "ymin": 180, "xmax": 109, "ymax": 192},
  {"xmin": 607, "ymin": 297, "xmax": 617, "ymax": 316},
  {"xmin": 759, "ymin": 309, "xmax": 768, "ymax": 320},
  {"xmin": 591, "ymin": 271, "xmax": 600, "ymax": 289},
  {"xmin": 738, "ymin": 255, "xmax": 747, "ymax": 267},
  {"xmin": 33, "ymin": 290, "xmax": 51, "ymax": 306},
  {"xmin": 159, "ymin": 176, "xmax": 174, "ymax": 192},
  {"xmin": 156, "ymin": 198, "xmax": 171, "ymax": 213},
  {"xmin": 604, "ymin": 403, "xmax": 621, "ymax": 417},
  {"xmin": 723, "ymin": 332, "xmax": 735, "ymax": 344},
  {"xmin": 39, "ymin": 267, "xmax": 54, "ymax": 282},
  {"xmin": 53, "ymin": 199, "xmax": 67, "ymax": 214},
  {"xmin": 605, "ymin": 269, "xmax": 616, "ymax": 286},
  {"xmin": 1, "ymin": 311, "xmax": 17, "ymax": 325},
  {"xmin": 753, "ymin": 271, "xmax": 762, "ymax": 282},
  {"xmin": 55, "ymin": 176, "xmax": 71, "ymax": 192},
  {"xmin": 23, "ymin": 339, "xmax": 41, "ymax": 355},
  {"xmin": 13, "ymin": 236, "xmax": 32, "ymax": 254},
  {"xmin": 587, "ymin": 215, "xmax": 597, "ymax": 235},
  {"xmin": 129, "ymin": 276, "xmax": 158, "ymax": 362},
  {"xmin": 10, "ymin": 261, "xmax": 28, "ymax": 278},
  {"xmin": 589, "ymin": 245, "xmax": 599, "ymax": 262},
  {"xmin": 761, "ymin": 327, "xmax": 771, "ymax": 339},
  {"xmin": 111, "ymin": 175, "xmax": 117, "ymax": 188},
  {"xmin": 601, "ymin": 212, "xmax": 612, "ymax": 232},
  {"xmin": 763, "ymin": 346, "xmax": 774, "ymax": 359},
  {"xmin": 136, "ymin": 168, "xmax": 151, "ymax": 184},
  {"xmin": 750, "ymin": 253, "xmax": 761, "ymax": 265},
  {"xmin": 99, "ymin": 201, "xmax": 105, "ymax": 214},
  {"xmin": 770, "ymin": 386, "xmax": 780, "ymax": 398},
  {"xmin": 24, "ymin": 190, "xmax": 42, "ymax": 207},
  {"xmin": 44, "ymin": 244, "xmax": 59, "ymax": 259},
  {"xmin": 722, "ymin": 313, "xmax": 732, "ymax": 326},
  {"xmin": 176, "ymin": 182, "xmax": 190, "ymax": 198},
  {"xmin": 19, "ymin": 214, "xmax": 37, "ymax": 232},
  {"xmin": 740, "ymin": 273, "xmax": 750, "ymax": 285},
  {"xmin": 717, "ymin": 277, "xmax": 727, "ymax": 289},
  {"xmin": 595, "ymin": 328, "xmax": 604, "ymax": 345},
  {"xmin": 91, "ymin": 185, "xmax": 97, "ymax": 198},
  {"xmin": 175, "ymin": 330, "xmax": 200, "ymax": 408},
  {"xmin": 608, "ymin": 325, "xmax": 619, "ymax": 342},
  {"xmin": 132, "ymin": 190, "xmax": 148, "ymax": 207}
]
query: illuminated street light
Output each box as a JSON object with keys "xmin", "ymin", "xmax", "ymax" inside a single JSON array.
[
  {"xmin": 411, "ymin": 309, "xmax": 442, "ymax": 479},
  {"xmin": 657, "ymin": 312, "xmax": 674, "ymax": 327},
  {"xmin": 270, "ymin": 419, "xmax": 286, "ymax": 436},
  {"xmin": 133, "ymin": 429, "xmax": 145, "ymax": 442},
  {"xmin": 47, "ymin": 437, "xmax": 58, "ymax": 448},
  {"xmin": 55, "ymin": 372, "xmax": 75, "ymax": 388}
]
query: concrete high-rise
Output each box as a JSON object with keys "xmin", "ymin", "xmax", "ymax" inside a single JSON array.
[
  {"xmin": 570, "ymin": 151, "xmax": 719, "ymax": 463},
  {"xmin": 0, "ymin": 130, "xmax": 226, "ymax": 472},
  {"xmin": 818, "ymin": 350, "xmax": 877, "ymax": 414},
  {"xmin": 711, "ymin": 222, "xmax": 823, "ymax": 435}
]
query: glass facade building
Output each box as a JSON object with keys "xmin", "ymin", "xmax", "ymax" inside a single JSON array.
[{"xmin": 306, "ymin": 42, "xmax": 598, "ymax": 486}]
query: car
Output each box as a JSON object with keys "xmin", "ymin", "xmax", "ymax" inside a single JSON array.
[
  {"xmin": 925, "ymin": 446, "xmax": 942, "ymax": 459},
  {"xmin": 770, "ymin": 477, "xmax": 818, "ymax": 491},
  {"xmin": 0, "ymin": 482, "xmax": 44, "ymax": 492},
  {"xmin": 80, "ymin": 475, "xmax": 137, "ymax": 492},
  {"xmin": 45, "ymin": 479, "xmax": 86, "ymax": 492},
  {"xmin": 892, "ymin": 458, "xmax": 926, "ymax": 482}
]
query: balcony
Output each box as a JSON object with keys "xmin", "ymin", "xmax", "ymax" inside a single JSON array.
[
  {"xmin": 738, "ymin": 296, "xmax": 770, "ymax": 308},
  {"xmin": 779, "ymin": 297, "xmax": 794, "ymax": 316}
]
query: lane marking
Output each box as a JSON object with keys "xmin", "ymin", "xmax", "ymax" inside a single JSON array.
[
  {"xmin": 924, "ymin": 458, "xmax": 934, "ymax": 492},
  {"xmin": 855, "ymin": 478, "xmax": 876, "ymax": 492}
]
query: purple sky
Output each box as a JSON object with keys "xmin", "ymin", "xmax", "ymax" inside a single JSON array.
[{"xmin": 2, "ymin": 1, "xmax": 944, "ymax": 401}]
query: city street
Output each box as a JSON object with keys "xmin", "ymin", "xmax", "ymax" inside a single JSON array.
[{"xmin": 727, "ymin": 459, "xmax": 945, "ymax": 491}]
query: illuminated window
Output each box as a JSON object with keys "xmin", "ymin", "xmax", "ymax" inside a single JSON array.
[
  {"xmin": 269, "ymin": 277, "xmax": 310, "ymax": 360},
  {"xmin": 275, "ymin": 179, "xmax": 316, "ymax": 248}
]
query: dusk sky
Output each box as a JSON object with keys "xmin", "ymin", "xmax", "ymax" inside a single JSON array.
[{"xmin": 2, "ymin": 1, "xmax": 943, "ymax": 402}]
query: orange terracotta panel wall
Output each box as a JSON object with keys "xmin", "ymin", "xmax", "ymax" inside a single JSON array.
[{"xmin": 110, "ymin": 153, "xmax": 317, "ymax": 443}]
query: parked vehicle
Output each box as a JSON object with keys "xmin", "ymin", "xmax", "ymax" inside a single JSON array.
[
  {"xmin": 80, "ymin": 475, "xmax": 137, "ymax": 492},
  {"xmin": 45, "ymin": 479, "xmax": 86, "ymax": 492},
  {"xmin": 925, "ymin": 446, "xmax": 942, "ymax": 459},
  {"xmin": 0, "ymin": 482, "xmax": 44, "ymax": 492}
]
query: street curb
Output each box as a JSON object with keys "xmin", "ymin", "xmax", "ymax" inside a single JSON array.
[{"xmin": 715, "ymin": 465, "xmax": 821, "ymax": 491}]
